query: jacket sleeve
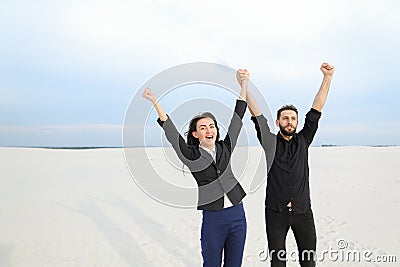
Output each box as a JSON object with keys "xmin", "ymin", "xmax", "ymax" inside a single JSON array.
[
  {"xmin": 223, "ymin": 99, "xmax": 247, "ymax": 152},
  {"xmin": 158, "ymin": 116, "xmax": 196, "ymax": 164}
]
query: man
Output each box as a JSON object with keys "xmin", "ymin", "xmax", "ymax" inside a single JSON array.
[{"xmin": 237, "ymin": 63, "xmax": 334, "ymax": 267}]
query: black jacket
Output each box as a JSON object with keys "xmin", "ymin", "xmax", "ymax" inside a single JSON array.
[{"xmin": 158, "ymin": 100, "xmax": 247, "ymax": 210}]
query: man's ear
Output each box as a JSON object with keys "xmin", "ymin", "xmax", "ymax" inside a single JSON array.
[
  {"xmin": 192, "ymin": 131, "xmax": 198, "ymax": 138},
  {"xmin": 275, "ymin": 119, "xmax": 279, "ymax": 127}
]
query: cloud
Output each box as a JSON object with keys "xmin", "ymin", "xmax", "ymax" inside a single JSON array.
[
  {"xmin": 0, "ymin": 0, "xmax": 399, "ymax": 146},
  {"xmin": 0, "ymin": 124, "xmax": 122, "ymax": 147},
  {"xmin": 314, "ymin": 121, "xmax": 400, "ymax": 146}
]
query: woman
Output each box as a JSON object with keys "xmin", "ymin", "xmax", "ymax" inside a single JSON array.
[{"xmin": 142, "ymin": 69, "xmax": 250, "ymax": 267}]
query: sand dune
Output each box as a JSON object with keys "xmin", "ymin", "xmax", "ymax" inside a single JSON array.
[{"xmin": 1, "ymin": 147, "xmax": 399, "ymax": 266}]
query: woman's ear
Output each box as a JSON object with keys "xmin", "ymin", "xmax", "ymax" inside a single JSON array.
[{"xmin": 192, "ymin": 131, "xmax": 198, "ymax": 138}]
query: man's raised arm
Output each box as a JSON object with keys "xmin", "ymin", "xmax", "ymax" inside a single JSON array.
[
  {"xmin": 236, "ymin": 69, "xmax": 262, "ymax": 117},
  {"xmin": 312, "ymin": 62, "xmax": 335, "ymax": 112}
]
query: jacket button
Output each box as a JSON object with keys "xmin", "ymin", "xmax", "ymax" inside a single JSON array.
[{"xmin": 217, "ymin": 170, "xmax": 221, "ymax": 174}]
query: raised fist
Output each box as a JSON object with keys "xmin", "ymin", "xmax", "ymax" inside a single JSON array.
[
  {"xmin": 236, "ymin": 69, "xmax": 250, "ymax": 87},
  {"xmin": 142, "ymin": 87, "xmax": 157, "ymax": 103},
  {"xmin": 320, "ymin": 63, "xmax": 334, "ymax": 77}
]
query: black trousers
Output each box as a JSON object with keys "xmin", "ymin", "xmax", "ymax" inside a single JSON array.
[{"xmin": 265, "ymin": 207, "xmax": 316, "ymax": 267}]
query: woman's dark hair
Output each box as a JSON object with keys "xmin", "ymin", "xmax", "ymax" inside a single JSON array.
[{"xmin": 186, "ymin": 112, "xmax": 220, "ymax": 146}]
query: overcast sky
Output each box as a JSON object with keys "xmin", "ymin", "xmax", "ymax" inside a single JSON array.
[{"xmin": 1, "ymin": 0, "xmax": 399, "ymax": 147}]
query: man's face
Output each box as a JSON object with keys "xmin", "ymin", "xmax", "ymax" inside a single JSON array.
[{"xmin": 276, "ymin": 110, "xmax": 298, "ymax": 136}]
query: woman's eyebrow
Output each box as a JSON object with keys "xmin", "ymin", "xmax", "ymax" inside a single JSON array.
[{"xmin": 199, "ymin": 123, "xmax": 215, "ymax": 127}]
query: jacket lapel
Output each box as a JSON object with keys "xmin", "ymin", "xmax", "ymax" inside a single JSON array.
[{"xmin": 215, "ymin": 142, "xmax": 222, "ymax": 164}]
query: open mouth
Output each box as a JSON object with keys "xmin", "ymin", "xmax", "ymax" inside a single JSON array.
[{"xmin": 206, "ymin": 135, "xmax": 214, "ymax": 140}]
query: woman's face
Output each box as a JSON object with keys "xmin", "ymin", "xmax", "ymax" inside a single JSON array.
[{"xmin": 192, "ymin": 117, "xmax": 217, "ymax": 147}]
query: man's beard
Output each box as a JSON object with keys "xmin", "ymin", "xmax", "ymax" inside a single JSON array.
[{"xmin": 279, "ymin": 124, "xmax": 296, "ymax": 136}]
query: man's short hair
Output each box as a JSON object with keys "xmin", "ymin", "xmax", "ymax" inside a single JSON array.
[{"xmin": 277, "ymin": 105, "xmax": 298, "ymax": 119}]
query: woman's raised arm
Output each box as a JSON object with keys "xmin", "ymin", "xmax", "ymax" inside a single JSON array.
[{"xmin": 142, "ymin": 87, "xmax": 168, "ymax": 121}]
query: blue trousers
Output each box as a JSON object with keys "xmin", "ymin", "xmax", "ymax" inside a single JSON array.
[{"xmin": 201, "ymin": 202, "xmax": 247, "ymax": 267}]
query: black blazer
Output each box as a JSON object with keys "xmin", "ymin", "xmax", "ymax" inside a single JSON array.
[{"xmin": 158, "ymin": 100, "xmax": 247, "ymax": 210}]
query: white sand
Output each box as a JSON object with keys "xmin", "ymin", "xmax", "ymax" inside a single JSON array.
[{"xmin": 0, "ymin": 146, "xmax": 399, "ymax": 266}]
